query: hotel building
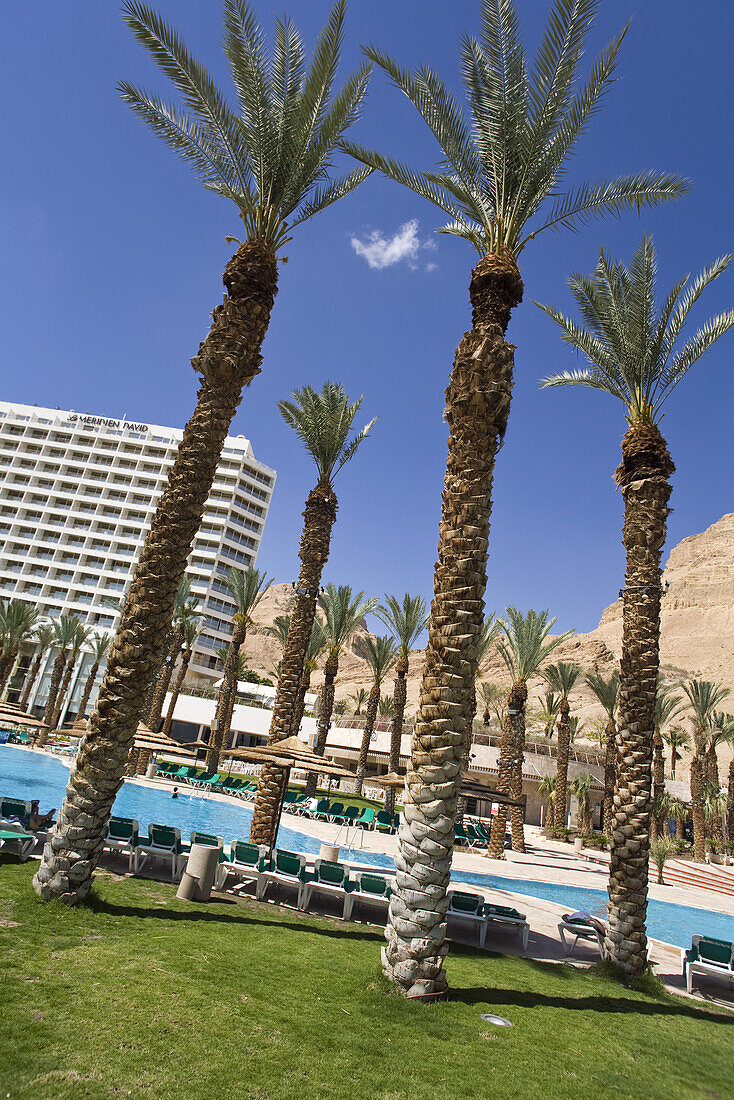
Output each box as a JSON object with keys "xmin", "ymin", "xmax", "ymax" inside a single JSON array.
[{"xmin": 0, "ymin": 400, "xmax": 275, "ymax": 708}]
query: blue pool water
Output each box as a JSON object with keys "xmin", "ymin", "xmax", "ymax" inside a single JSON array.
[{"xmin": 2, "ymin": 745, "xmax": 732, "ymax": 950}]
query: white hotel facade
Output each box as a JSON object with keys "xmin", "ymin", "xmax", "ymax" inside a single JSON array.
[{"xmin": 0, "ymin": 400, "xmax": 275, "ymax": 711}]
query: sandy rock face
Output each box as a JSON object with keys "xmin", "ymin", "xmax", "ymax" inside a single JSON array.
[{"xmin": 230, "ymin": 517, "xmax": 734, "ymax": 772}]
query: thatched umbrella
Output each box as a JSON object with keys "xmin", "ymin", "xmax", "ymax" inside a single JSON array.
[
  {"xmin": 367, "ymin": 771, "xmax": 407, "ymax": 789},
  {"xmin": 229, "ymin": 738, "xmax": 354, "ymax": 846}
]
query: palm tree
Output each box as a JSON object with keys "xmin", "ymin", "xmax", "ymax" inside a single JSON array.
[
  {"xmin": 479, "ymin": 681, "xmax": 505, "ymax": 729},
  {"xmin": 537, "ymin": 691, "xmax": 560, "ymax": 740},
  {"xmin": 375, "ymin": 593, "xmax": 429, "ymax": 815},
  {"xmin": 75, "ymin": 633, "xmax": 113, "ymax": 723},
  {"xmin": 541, "ymin": 661, "xmax": 584, "ymax": 832},
  {"xmin": 586, "ymin": 667, "xmax": 619, "ymax": 835},
  {"xmin": 343, "ymin": 0, "xmax": 685, "ymax": 997},
  {"xmin": 161, "ymin": 616, "xmax": 201, "ymax": 737},
  {"xmin": 349, "ymin": 688, "xmax": 368, "ymax": 716},
  {"xmin": 290, "ymin": 618, "xmax": 328, "ymax": 738},
  {"xmin": 147, "ymin": 578, "xmax": 200, "ymax": 732},
  {"xmin": 35, "ymin": 1, "xmax": 372, "ymax": 903},
  {"xmin": 206, "ymin": 566, "xmax": 271, "ymax": 770},
  {"xmin": 487, "ymin": 610, "xmax": 573, "ymax": 857},
  {"xmin": 682, "ymin": 680, "xmax": 730, "ymax": 862},
  {"xmin": 704, "ymin": 787, "xmax": 728, "ymax": 855},
  {"xmin": 704, "ymin": 712, "xmax": 734, "ymax": 851},
  {"xmin": 353, "ymin": 635, "xmax": 398, "ymax": 795},
  {"xmin": 568, "ymin": 716, "xmax": 584, "ymax": 743},
  {"xmin": 538, "ymin": 774, "xmax": 556, "ymax": 832},
  {"xmin": 669, "ymin": 797, "xmax": 688, "ymax": 842},
  {"xmin": 650, "ymin": 837, "xmax": 674, "ymax": 885},
  {"xmin": 663, "ymin": 725, "xmax": 690, "ymax": 781},
  {"xmin": 36, "ymin": 616, "xmax": 82, "ymax": 746},
  {"xmin": 727, "ymin": 759, "xmax": 734, "ymax": 849},
  {"xmin": 0, "ymin": 600, "xmax": 42, "ymax": 696},
  {"xmin": 51, "ymin": 623, "xmax": 93, "ymax": 730},
  {"xmin": 540, "ymin": 241, "xmax": 733, "ymax": 973},
  {"xmin": 378, "ymin": 695, "xmax": 395, "ymax": 719},
  {"xmin": 267, "ymin": 616, "xmax": 292, "ymax": 652},
  {"xmin": 250, "ymin": 382, "xmax": 375, "ymax": 844},
  {"xmin": 571, "ymin": 773, "xmax": 594, "ymax": 835},
  {"xmin": 19, "ymin": 623, "xmax": 55, "ymax": 710},
  {"xmin": 651, "ymin": 685, "xmax": 683, "ymax": 839},
  {"xmin": 457, "ymin": 614, "xmax": 501, "ymax": 821}
]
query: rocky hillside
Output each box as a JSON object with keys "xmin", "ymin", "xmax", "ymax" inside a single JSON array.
[{"xmin": 230, "ymin": 514, "xmax": 734, "ymax": 759}]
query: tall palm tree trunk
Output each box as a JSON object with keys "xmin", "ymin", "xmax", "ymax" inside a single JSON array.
[
  {"xmin": 147, "ymin": 625, "xmax": 184, "ymax": 733},
  {"xmin": 76, "ymin": 661, "xmax": 101, "ymax": 724},
  {"xmin": 303, "ymin": 654, "xmax": 338, "ymax": 802},
  {"xmin": 727, "ymin": 758, "xmax": 734, "ymax": 846},
  {"xmin": 0, "ymin": 651, "xmax": 19, "ymax": 695},
  {"xmin": 690, "ymin": 755, "xmax": 706, "ymax": 862},
  {"xmin": 456, "ymin": 685, "xmax": 477, "ymax": 824},
  {"xmin": 383, "ymin": 253, "xmax": 523, "ymax": 998},
  {"xmin": 488, "ymin": 681, "xmax": 526, "ymax": 857},
  {"xmin": 605, "ymin": 421, "xmax": 674, "ymax": 975},
  {"xmin": 603, "ymin": 716, "xmax": 616, "ymax": 835},
  {"xmin": 51, "ymin": 654, "xmax": 77, "ymax": 730},
  {"xmin": 706, "ymin": 746, "xmax": 724, "ymax": 850},
  {"xmin": 37, "ymin": 651, "xmax": 66, "ymax": 746},
  {"xmin": 20, "ymin": 650, "xmax": 44, "ymax": 709},
  {"xmin": 354, "ymin": 685, "xmax": 380, "ymax": 795},
  {"xmin": 206, "ymin": 620, "xmax": 247, "ymax": 771},
  {"xmin": 161, "ymin": 648, "xmax": 193, "ymax": 737},
  {"xmin": 554, "ymin": 702, "xmax": 571, "ymax": 829},
  {"xmin": 33, "ymin": 238, "xmax": 277, "ymax": 903},
  {"xmin": 651, "ymin": 732, "xmax": 666, "ymax": 841},
  {"xmin": 290, "ymin": 667, "xmax": 312, "ymax": 737},
  {"xmin": 385, "ymin": 656, "xmax": 408, "ymax": 817},
  {"xmin": 510, "ymin": 706, "xmax": 527, "ymax": 851},
  {"xmin": 250, "ymin": 482, "xmax": 337, "ymax": 844}
]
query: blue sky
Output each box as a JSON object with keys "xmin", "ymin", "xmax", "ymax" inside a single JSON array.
[{"xmin": 0, "ymin": 1, "xmax": 732, "ymax": 638}]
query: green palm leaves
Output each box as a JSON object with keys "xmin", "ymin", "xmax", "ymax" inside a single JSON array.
[
  {"xmin": 498, "ymin": 608, "xmax": 573, "ymax": 682},
  {"xmin": 375, "ymin": 594, "xmax": 429, "ymax": 658},
  {"xmin": 343, "ymin": 0, "xmax": 687, "ymax": 256},
  {"xmin": 279, "ymin": 382, "xmax": 375, "ymax": 485},
  {"xmin": 355, "ymin": 634, "xmax": 398, "ymax": 688},
  {"xmin": 319, "ymin": 584, "xmax": 378, "ymax": 656},
  {"xmin": 538, "ymin": 236, "xmax": 734, "ymax": 422},
  {"xmin": 226, "ymin": 565, "xmax": 271, "ymax": 627},
  {"xmin": 120, "ymin": 0, "xmax": 371, "ymax": 251}
]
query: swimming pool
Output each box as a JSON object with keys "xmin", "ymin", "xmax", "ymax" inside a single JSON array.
[{"xmin": 2, "ymin": 745, "xmax": 732, "ymax": 949}]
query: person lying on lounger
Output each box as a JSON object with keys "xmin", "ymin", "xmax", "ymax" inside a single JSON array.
[{"xmin": 28, "ymin": 800, "xmax": 55, "ymax": 831}]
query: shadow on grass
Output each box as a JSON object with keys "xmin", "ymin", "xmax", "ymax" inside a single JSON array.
[
  {"xmin": 449, "ymin": 984, "xmax": 734, "ymax": 1024},
  {"xmin": 86, "ymin": 894, "xmax": 384, "ymax": 943}
]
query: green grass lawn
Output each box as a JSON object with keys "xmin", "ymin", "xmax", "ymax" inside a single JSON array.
[{"xmin": 1, "ymin": 862, "xmax": 732, "ymax": 1100}]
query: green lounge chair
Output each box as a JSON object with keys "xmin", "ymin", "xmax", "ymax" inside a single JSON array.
[
  {"xmin": 327, "ymin": 802, "xmax": 346, "ymax": 823},
  {"xmin": 683, "ymin": 935, "xmax": 734, "ymax": 994},
  {"xmin": 221, "ymin": 840, "xmax": 271, "ymax": 893},
  {"xmin": 194, "ymin": 772, "xmax": 221, "ymax": 790},
  {"xmin": 464, "ymin": 823, "xmax": 488, "ymax": 849},
  {"xmin": 375, "ymin": 810, "xmax": 395, "ymax": 834},
  {"xmin": 135, "ymin": 824, "xmax": 185, "ymax": 880},
  {"xmin": 256, "ymin": 849, "xmax": 310, "ymax": 908},
  {"xmin": 0, "ymin": 798, "xmax": 32, "ymax": 826},
  {"xmin": 342, "ymin": 870, "xmax": 393, "ymax": 920},
  {"xmin": 343, "ymin": 806, "xmax": 361, "ymax": 824},
  {"xmin": 8, "ymin": 731, "xmax": 30, "ymax": 745},
  {"xmin": 311, "ymin": 799, "xmax": 332, "ymax": 821},
  {"xmin": 483, "ymin": 903, "xmax": 529, "ymax": 950},
  {"xmin": 558, "ymin": 912, "xmax": 606, "ymax": 956},
  {"xmin": 0, "ymin": 819, "xmax": 36, "ymax": 861},
  {"xmin": 355, "ymin": 807, "xmax": 375, "ymax": 830},
  {"xmin": 447, "ymin": 890, "xmax": 488, "ymax": 947},
  {"xmin": 300, "ymin": 859, "xmax": 353, "ymax": 915},
  {"xmin": 103, "ymin": 816, "xmax": 140, "ymax": 872}
]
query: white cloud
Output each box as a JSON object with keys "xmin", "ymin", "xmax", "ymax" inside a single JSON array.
[{"xmin": 350, "ymin": 219, "xmax": 437, "ymax": 272}]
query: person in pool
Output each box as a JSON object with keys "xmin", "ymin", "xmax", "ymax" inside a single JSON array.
[{"xmin": 172, "ymin": 787, "xmax": 179, "ymax": 799}]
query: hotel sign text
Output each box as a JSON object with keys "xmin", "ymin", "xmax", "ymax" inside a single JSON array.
[{"xmin": 68, "ymin": 414, "xmax": 149, "ymax": 433}]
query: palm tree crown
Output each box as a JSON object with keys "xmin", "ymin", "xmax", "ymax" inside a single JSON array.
[
  {"xmin": 343, "ymin": 0, "xmax": 686, "ymax": 258},
  {"xmin": 585, "ymin": 667, "xmax": 619, "ymax": 718},
  {"xmin": 497, "ymin": 608, "xmax": 573, "ymax": 683},
  {"xmin": 279, "ymin": 382, "xmax": 375, "ymax": 486},
  {"xmin": 355, "ymin": 634, "xmax": 398, "ymax": 688},
  {"xmin": 375, "ymin": 594, "xmax": 428, "ymax": 658},
  {"xmin": 318, "ymin": 584, "xmax": 378, "ymax": 657},
  {"xmin": 226, "ymin": 565, "xmax": 271, "ymax": 628},
  {"xmin": 543, "ymin": 659, "xmax": 584, "ymax": 701},
  {"xmin": 121, "ymin": 0, "xmax": 372, "ymax": 252},
  {"xmin": 539, "ymin": 236, "xmax": 734, "ymax": 423},
  {"xmin": 682, "ymin": 679, "xmax": 731, "ymax": 753}
]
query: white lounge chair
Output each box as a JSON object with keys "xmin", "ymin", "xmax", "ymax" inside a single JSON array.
[
  {"xmin": 682, "ymin": 935, "xmax": 734, "ymax": 994},
  {"xmin": 447, "ymin": 890, "xmax": 488, "ymax": 948},
  {"xmin": 221, "ymin": 840, "xmax": 271, "ymax": 894},
  {"xmin": 483, "ymin": 903, "xmax": 530, "ymax": 950},
  {"xmin": 256, "ymin": 849, "xmax": 310, "ymax": 909},
  {"xmin": 103, "ymin": 816, "xmax": 140, "ymax": 872},
  {"xmin": 0, "ymin": 818, "xmax": 36, "ymax": 862},
  {"xmin": 342, "ymin": 869, "xmax": 393, "ymax": 921},
  {"xmin": 135, "ymin": 824, "xmax": 185, "ymax": 880},
  {"xmin": 299, "ymin": 859, "xmax": 351, "ymax": 915},
  {"xmin": 558, "ymin": 912, "xmax": 606, "ymax": 956}
]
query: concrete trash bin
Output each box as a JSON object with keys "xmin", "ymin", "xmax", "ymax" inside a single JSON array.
[
  {"xmin": 176, "ymin": 843, "xmax": 219, "ymax": 902},
  {"xmin": 320, "ymin": 843, "xmax": 340, "ymax": 863}
]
